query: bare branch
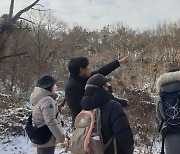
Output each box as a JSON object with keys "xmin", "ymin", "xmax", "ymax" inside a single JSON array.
[
  {"xmin": 0, "ymin": 52, "xmax": 29, "ymax": 61},
  {"xmin": 19, "ymin": 17, "xmax": 35, "ymax": 24},
  {"xmin": 35, "ymin": 4, "xmax": 45, "ymax": 7},
  {"xmin": 31, "ymin": 8, "xmax": 50, "ymax": 12},
  {"xmin": 9, "ymin": 0, "xmax": 40, "ymax": 24}
]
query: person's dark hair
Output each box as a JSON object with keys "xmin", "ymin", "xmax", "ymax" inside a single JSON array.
[
  {"xmin": 68, "ymin": 57, "xmax": 89, "ymax": 75},
  {"xmin": 168, "ymin": 68, "xmax": 180, "ymax": 72}
]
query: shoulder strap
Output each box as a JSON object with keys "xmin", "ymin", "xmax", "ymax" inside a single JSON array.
[
  {"xmin": 113, "ymin": 137, "xmax": 117, "ymax": 154},
  {"xmin": 158, "ymin": 120, "xmax": 165, "ymax": 132},
  {"xmin": 161, "ymin": 136, "xmax": 165, "ymax": 154},
  {"xmin": 105, "ymin": 137, "xmax": 113, "ymax": 148},
  {"xmin": 94, "ymin": 108, "xmax": 101, "ymax": 136},
  {"xmin": 104, "ymin": 137, "xmax": 117, "ymax": 154}
]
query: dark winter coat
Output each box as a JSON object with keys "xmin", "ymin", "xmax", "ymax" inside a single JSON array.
[
  {"xmin": 65, "ymin": 60, "xmax": 121, "ymax": 123},
  {"xmin": 81, "ymin": 85, "xmax": 134, "ymax": 154},
  {"xmin": 156, "ymin": 71, "xmax": 180, "ymax": 124},
  {"xmin": 156, "ymin": 71, "xmax": 180, "ymax": 154}
]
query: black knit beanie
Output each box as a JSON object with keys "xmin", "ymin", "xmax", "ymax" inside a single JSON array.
[
  {"xmin": 86, "ymin": 74, "xmax": 111, "ymax": 88},
  {"xmin": 37, "ymin": 75, "xmax": 56, "ymax": 90}
]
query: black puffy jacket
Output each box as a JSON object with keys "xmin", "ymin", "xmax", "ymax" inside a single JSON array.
[
  {"xmin": 65, "ymin": 60, "xmax": 120, "ymax": 123},
  {"xmin": 81, "ymin": 85, "xmax": 134, "ymax": 154}
]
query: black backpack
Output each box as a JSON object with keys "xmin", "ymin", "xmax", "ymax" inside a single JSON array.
[
  {"xmin": 159, "ymin": 90, "xmax": 180, "ymax": 154},
  {"xmin": 25, "ymin": 114, "xmax": 52, "ymax": 145}
]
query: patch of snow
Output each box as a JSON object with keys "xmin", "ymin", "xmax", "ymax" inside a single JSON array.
[
  {"xmin": 0, "ymin": 135, "xmax": 69, "ymax": 154},
  {"xmin": 0, "ymin": 135, "xmax": 162, "ymax": 154},
  {"xmin": 134, "ymin": 141, "xmax": 161, "ymax": 154},
  {"xmin": 0, "ymin": 93, "xmax": 10, "ymax": 97}
]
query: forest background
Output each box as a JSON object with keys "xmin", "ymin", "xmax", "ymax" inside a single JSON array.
[{"xmin": 0, "ymin": 0, "xmax": 180, "ymax": 153}]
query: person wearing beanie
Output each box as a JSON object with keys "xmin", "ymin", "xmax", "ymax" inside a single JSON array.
[
  {"xmin": 30, "ymin": 75, "xmax": 65, "ymax": 154},
  {"xmin": 65, "ymin": 56, "xmax": 129, "ymax": 125},
  {"xmin": 156, "ymin": 69, "xmax": 180, "ymax": 154},
  {"xmin": 81, "ymin": 74, "xmax": 134, "ymax": 154}
]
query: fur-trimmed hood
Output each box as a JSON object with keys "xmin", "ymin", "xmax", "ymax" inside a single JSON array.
[{"xmin": 156, "ymin": 71, "xmax": 180, "ymax": 92}]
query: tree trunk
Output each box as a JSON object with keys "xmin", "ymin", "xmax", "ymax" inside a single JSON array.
[{"xmin": 9, "ymin": 0, "xmax": 15, "ymax": 19}]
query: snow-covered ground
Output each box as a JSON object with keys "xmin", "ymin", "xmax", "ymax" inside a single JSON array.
[
  {"xmin": 0, "ymin": 135, "xmax": 70, "ymax": 154},
  {"xmin": 0, "ymin": 135, "xmax": 36, "ymax": 154},
  {"xmin": 0, "ymin": 135, "xmax": 161, "ymax": 154},
  {"xmin": 0, "ymin": 91, "xmax": 161, "ymax": 154}
]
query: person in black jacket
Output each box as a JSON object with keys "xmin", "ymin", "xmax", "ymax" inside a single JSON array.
[
  {"xmin": 156, "ymin": 69, "xmax": 180, "ymax": 154},
  {"xmin": 81, "ymin": 73, "xmax": 134, "ymax": 154},
  {"xmin": 65, "ymin": 56, "xmax": 129, "ymax": 125}
]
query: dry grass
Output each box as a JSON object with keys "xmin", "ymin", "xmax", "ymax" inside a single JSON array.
[
  {"xmin": 0, "ymin": 93, "xmax": 29, "ymax": 139},
  {"xmin": 111, "ymin": 76, "xmax": 160, "ymax": 153}
]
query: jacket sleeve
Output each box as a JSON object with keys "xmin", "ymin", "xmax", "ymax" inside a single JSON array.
[
  {"xmin": 40, "ymin": 97, "xmax": 64, "ymax": 144},
  {"xmin": 65, "ymin": 85, "xmax": 83, "ymax": 122},
  {"xmin": 113, "ymin": 96, "xmax": 128, "ymax": 107},
  {"xmin": 110, "ymin": 102, "xmax": 134, "ymax": 154},
  {"xmin": 92, "ymin": 60, "xmax": 120, "ymax": 76}
]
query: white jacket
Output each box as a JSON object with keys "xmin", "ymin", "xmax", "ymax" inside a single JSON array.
[{"xmin": 30, "ymin": 87, "xmax": 64, "ymax": 148}]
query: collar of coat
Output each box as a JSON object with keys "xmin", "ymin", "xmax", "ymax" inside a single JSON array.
[
  {"xmin": 81, "ymin": 85, "xmax": 113, "ymax": 110},
  {"xmin": 70, "ymin": 74, "xmax": 88, "ymax": 83},
  {"xmin": 156, "ymin": 71, "xmax": 180, "ymax": 92},
  {"xmin": 30, "ymin": 87, "xmax": 56, "ymax": 106}
]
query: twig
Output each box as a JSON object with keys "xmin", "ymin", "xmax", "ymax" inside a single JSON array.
[
  {"xmin": 0, "ymin": 52, "xmax": 29, "ymax": 60},
  {"xmin": 31, "ymin": 8, "xmax": 50, "ymax": 11},
  {"xmin": 35, "ymin": 4, "xmax": 45, "ymax": 7}
]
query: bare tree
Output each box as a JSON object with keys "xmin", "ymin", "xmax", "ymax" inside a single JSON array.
[
  {"xmin": 9, "ymin": 0, "xmax": 15, "ymax": 19},
  {"xmin": 26, "ymin": 11, "xmax": 67, "ymax": 76},
  {"xmin": 0, "ymin": 0, "xmax": 40, "ymax": 61}
]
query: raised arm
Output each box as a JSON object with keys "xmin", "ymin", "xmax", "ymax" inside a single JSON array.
[{"xmin": 92, "ymin": 55, "xmax": 130, "ymax": 76}]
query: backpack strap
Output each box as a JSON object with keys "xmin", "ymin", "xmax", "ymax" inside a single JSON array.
[
  {"xmin": 82, "ymin": 110, "xmax": 95, "ymax": 153},
  {"xmin": 161, "ymin": 136, "xmax": 165, "ymax": 154},
  {"xmin": 105, "ymin": 136, "xmax": 113, "ymax": 149},
  {"xmin": 113, "ymin": 137, "xmax": 117, "ymax": 154},
  {"xmin": 94, "ymin": 108, "xmax": 102, "ymax": 136},
  {"xmin": 158, "ymin": 119, "xmax": 165, "ymax": 154},
  {"xmin": 104, "ymin": 137, "xmax": 117, "ymax": 154},
  {"xmin": 158, "ymin": 120, "xmax": 165, "ymax": 133}
]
